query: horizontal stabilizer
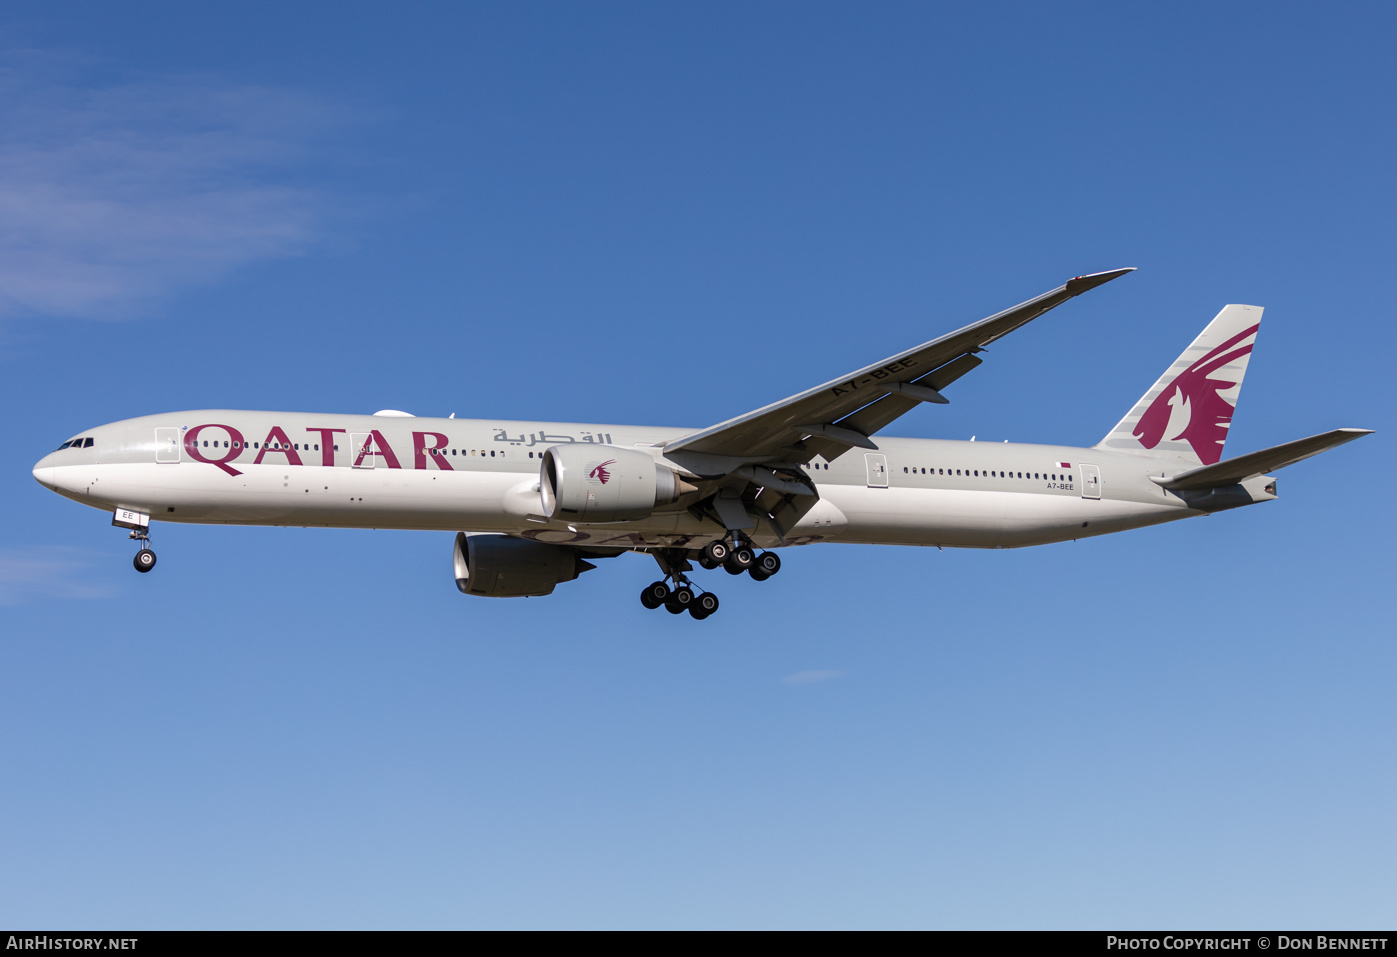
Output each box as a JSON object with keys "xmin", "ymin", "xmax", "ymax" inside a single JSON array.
[{"xmin": 1152, "ymin": 428, "xmax": 1373, "ymax": 490}]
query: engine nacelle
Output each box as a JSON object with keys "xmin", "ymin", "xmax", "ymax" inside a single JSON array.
[
  {"xmin": 453, "ymin": 532, "xmax": 594, "ymax": 598},
  {"xmin": 539, "ymin": 445, "xmax": 685, "ymax": 523}
]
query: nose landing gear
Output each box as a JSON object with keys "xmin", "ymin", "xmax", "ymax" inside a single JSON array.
[
  {"xmin": 113, "ymin": 509, "xmax": 157, "ymax": 574},
  {"xmin": 128, "ymin": 529, "xmax": 157, "ymax": 574}
]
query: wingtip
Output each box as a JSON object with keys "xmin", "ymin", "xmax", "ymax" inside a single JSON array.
[{"xmin": 1065, "ymin": 267, "xmax": 1136, "ymax": 295}]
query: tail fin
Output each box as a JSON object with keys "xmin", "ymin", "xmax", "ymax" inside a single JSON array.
[{"xmin": 1095, "ymin": 304, "xmax": 1262, "ymax": 466}]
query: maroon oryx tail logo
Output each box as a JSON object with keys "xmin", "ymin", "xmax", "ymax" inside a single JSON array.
[
  {"xmin": 1133, "ymin": 324, "xmax": 1258, "ymax": 465},
  {"xmin": 588, "ymin": 459, "xmax": 617, "ymax": 484}
]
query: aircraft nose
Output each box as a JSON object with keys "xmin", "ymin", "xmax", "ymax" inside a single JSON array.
[{"xmin": 33, "ymin": 454, "xmax": 57, "ymax": 490}]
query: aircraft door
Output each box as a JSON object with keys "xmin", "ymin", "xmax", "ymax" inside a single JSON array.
[
  {"xmin": 1080, "ymin": 464, "xmax": 1101, "ymax": 499},
  {"xmin": 350, "ymin": 432, "xmax": 375, "ymax": 469},
  {"xmin": 864, "ymin": 452, "xmax": 888, "ymax": 488},
  {"xmin": 154, "ymin": 428, "xmax": 180, "ymax": 463}
]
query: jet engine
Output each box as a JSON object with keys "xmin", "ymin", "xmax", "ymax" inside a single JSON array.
[
  {"xmin": 453, "ymin": 532, "xmax": 595, "ymax": 598},
  {"xmin": 539, "ymin": 445, "xmax": 690, "ymax": 523}
]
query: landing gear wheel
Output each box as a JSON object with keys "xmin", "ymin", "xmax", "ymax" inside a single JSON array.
[
  {"xmin": 640, "ymin": 581, "xmax": 670, "ymax": 609},
  {"xmin": 748, "ymin": 567, "xmax": 769, "ymax": 582},
  {"xmin": 725, "ymin": 545, "xmax": 755, "ymax": 574},
  {"xmin": 665, "ymin": 585, "xmax": 694, "ymax": 615},
  {"xmin": 133, "ymin": 549, "xmax": 157, "ymax": 573},
  {"xmin": 691, "ymin": 592, "xmax": 719, "ymax": 618},
  {"xmin": 701, "ymin": 540, "xmax": 730, "ymax": 566},
  {"xmin": 754, "ymin": 551, "xmax": 781, "ymax": 576}
]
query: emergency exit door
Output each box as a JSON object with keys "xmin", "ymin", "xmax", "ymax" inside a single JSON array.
[
  {"xmin": 1080, "ymin": 464, "xmax": 1101, "ymax": 499},
  {"xmin": 154, "ymin": 428, "xmax": 180, "ymax": 463},
  {"xmin": 350, "ymin": 432, "xmax": 375, "ymax": 468},
  {"xmin": 865, "ymin": 452, "xmax": 888, "ymax": 487}
]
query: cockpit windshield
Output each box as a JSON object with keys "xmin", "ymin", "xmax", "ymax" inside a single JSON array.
[{"xmin": 56, "ymin": 437, "xmax": 93, "ymax": 451}]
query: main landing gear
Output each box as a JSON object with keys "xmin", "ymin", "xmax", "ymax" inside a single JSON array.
[
  {"xmin": 638, "ymin": 538, "xmax": 782, "ymax": 621},
  {"xmin": 640, "ymin": 579, "xmax": 721, "ymax": 620},
  {"xmin": 697, "ymin": 535, "xmax": 780, "ymax": 580}
]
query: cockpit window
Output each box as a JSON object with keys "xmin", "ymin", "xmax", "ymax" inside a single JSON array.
[
  {"xmin": 83, "ymin": 437, "xmax": 94, "ymax": 448},
  {"xmin": 57, "ymin": 440, "xmax": 73, "ymax": 450},
  {"xmin": 55, "ymin": 437, "xmax": 93, "ymax": 451}
]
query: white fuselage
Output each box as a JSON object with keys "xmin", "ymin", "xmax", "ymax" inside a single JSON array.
[{"xmin": 32, "ymin": 410, "xmax": 1259, "ymax": 552}]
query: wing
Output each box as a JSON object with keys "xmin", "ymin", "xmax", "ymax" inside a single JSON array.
[{"xmin": 663, "ymin": 268, "xmax": 1134, "ymax": 473}]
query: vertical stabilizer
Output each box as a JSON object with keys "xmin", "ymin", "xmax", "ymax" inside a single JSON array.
[{"xmin": 1095, "ymin": 304, "xmax": 1262, "ymax": 466}]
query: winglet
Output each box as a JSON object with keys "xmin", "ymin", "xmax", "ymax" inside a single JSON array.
[{"xmin": 1065, "ymin": 267, "xmax": 1136, "ymax": 296}]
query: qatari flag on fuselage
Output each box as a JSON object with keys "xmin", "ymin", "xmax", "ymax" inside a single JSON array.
[{"xmin": 1057, "ymin": 462, "xmax": 1071, "ymax": 468}]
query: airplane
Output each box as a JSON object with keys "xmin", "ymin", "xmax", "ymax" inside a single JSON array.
[{"xmin": 31, "ymin": 268, "xmax": 1372, "ymax": 620}]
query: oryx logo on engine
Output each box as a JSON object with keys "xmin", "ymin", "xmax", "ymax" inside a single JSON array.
[{"xmin": 587, "ymin": 459, "xmax": 617, "ymax": 485}]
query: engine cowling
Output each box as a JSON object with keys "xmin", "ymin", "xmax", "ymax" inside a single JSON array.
[
  {"xmin": 453, "ymin": 532, "xmax": 594, "ymax": 598},
  {"xmin": 539, "ymin": 445, "xmax": 685, "ymax": 523}
]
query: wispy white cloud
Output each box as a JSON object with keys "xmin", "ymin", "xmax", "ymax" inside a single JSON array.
[
  {"xmin": 781, "ymin": 670, "xmax": 842, "ymax": 685},
  {"xmin": 0, "ymin": 546, "xmax": 116, "ymax": 605},
  {"xmin": 0, "ymin": 53, "xmax": 344, "ymax": 320}
]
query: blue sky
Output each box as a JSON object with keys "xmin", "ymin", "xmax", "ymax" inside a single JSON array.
[{"xmin": 2, "ymin": 2, "xmax": 1393, "ymax": 929}]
